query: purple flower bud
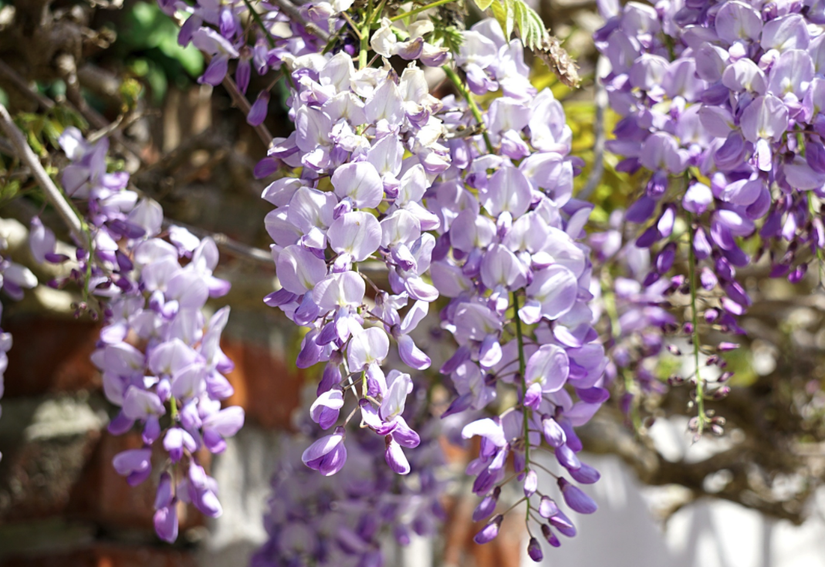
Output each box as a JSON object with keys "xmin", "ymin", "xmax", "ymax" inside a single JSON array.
[
  {"xmin": 555, "ymin": 443, "xmax": 581, "ymax": 470},
  {"xmin": 523, "ymin": 469, "xmax": 538, "ymax": 498},
  {"xmin": 154, "ymin": 505, "xmax": 179, "ymax": 543},
  {"xmin": 683, "ymin": 183, "xmax": 712, "ymax": 215},
  {"xmin": 302, "ymin": 426, "xmax": 347, "ymax": 476},
  {"xmin": 539, "ymin": 496, "xmax": 559, "ymax": 518},
  {"xmin": 626, "ymin": 195, "xmax": 657, "ymax": 223},
  {"xmin": 385, "ymin": 437, "xmax": 411, "ymax": 475},
  {"xmin": 112, "ymin": 448, "xmax": 152, "ymax": 486},
  {"xmin": 154, "ymin": 472, "xmax": 174, "ymax": 510},
  {"xmin": 569, "ymin": 463, "xmax": 601, "ymax": 484},
  {"xmin": 656, "ymin": 243, "xmax": 676, "ymax": 274},
  {"xmin": 473, "ymin": 487, "xmax": 501, "ymax": 522},
  {"xmin": 541, "ymin": 524, "xmax": 562, "ymax": 547},
  {"xmin": 527, "ymin": 537, "xmax": 544, "ymax": 561},
  {"xmin": 236, "ymin": 56, "xmax": 251, "ymax": 95},
  {"xmin": 558, "ymin": 477, "xmax": 598, "ymax": 514},
  {"xmin": 542, "ymin": 416, "xmax": 566, "ymax": 447},
  {"xmin": 200, "ymin": 54, "xmax": 230, "ymax": 86},
  {"xmin": 473, "ymin": 515, "xmax": 503, "ymax": 544},
  {"xmin": 700, "ymin": 266, "xmax": 718, "ymax": 290},
  {"xmin": 247, "ymin": 91, "xmax": 270, "ymax": 126}
]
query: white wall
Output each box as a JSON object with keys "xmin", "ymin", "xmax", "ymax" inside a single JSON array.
[{"xmin": 526, "ymin": 454, "xmax": 825, "ymax": 567}]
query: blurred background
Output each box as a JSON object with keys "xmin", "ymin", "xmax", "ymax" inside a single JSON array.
[{"xmin": 0, "ymin": 0, "xmax": 824, "ymax": 565}]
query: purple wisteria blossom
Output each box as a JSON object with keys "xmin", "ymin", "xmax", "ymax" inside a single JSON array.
[
  {"xmin": 56, "ymin": 128, "xmax": 242, "ymax": 543},
  {"xmin": 0, "ymin": 235, "xmax": 38, "ymax": 461},
  {"xmin": 252, "ymin": 375, "xmax": 445, "ymax": 567}
]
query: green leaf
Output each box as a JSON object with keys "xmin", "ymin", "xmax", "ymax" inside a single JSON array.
[
  {"xmin": 473, "ymin": 0, "xmax": 494, "ymax": 11},
  {"xmin": 490, "ymin": 0, "xmax": 514, "ymax": 39},
  {"xmin": 510, "ymin": 0, "xmax": 548, "ymax": 49}
]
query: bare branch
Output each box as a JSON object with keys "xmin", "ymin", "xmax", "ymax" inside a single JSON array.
[
  {"xmin": 0, "ymin": 60, "xmax": 55, "ymax": 111},
  {"xmin": 161, "ymin": 217, "xmax": 274, "ymax": 266},
  {"xmin": 268, "ymin": 0, "xmax": 331, "ymax": 42},
  {"xmin": 0, "ymin": 103, "xmax": 86, "ymax": 246}
]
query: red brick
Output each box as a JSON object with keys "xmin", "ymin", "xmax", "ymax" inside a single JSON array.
[
  {"xmin": 67, "ymin": 433, "xmax": 202, "ymax": 532},
  {"xmin": 0, "ymin": 430, "xmax": 100, "ymax": 523},
  {"xmin": 221, "ymin": 339, "xmax": 303, "ymax": 429},
  {"xmin": 3, "ymin": 318, "xmax": 100, "ymax": 397},
  {"xmin": 1, "ymin": 543, "xmax": 197, "ymax": 567}
]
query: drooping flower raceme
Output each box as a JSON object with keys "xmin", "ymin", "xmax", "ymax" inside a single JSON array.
[
  {"xmin": 262, "ymin": 42, "xmax": 451, "ymax": 477},
  {"xmin": 0, "ymin": 235, "xmax": 37, "ymax": 461},
  {"xmin": 160, "ymin": 0, "xmax": 608, "ymax": 560},
  {"xmin": 55, "ymin": 128, "xmax": 243, "ymax": 543},
  {"xmin": 420, "ymin": 19, "xmax": 608, "ymax": 556},
  {"xmin": 252, "ymin": 374, "xmax": 446, "ymax": 567},
  {"xmin": 594, "ymin": 0, "xmax": 825, "ymax": 432},
  {"xmin": 596, "ymin": 0, "xmax": 825, "ymax": 329}
]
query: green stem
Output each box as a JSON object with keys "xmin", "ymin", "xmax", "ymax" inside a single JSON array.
[
  {"xmin": 808, "ymin": 195, "xmax": 825, "ymax": 286},
  {"xmin": 390, "ymin": 0, "xmax": 453, "ymax": 21},
  {"xmin": 511, "ymin": 291, "xmax": 531, "ymax": 523},
  {"xmin": 170, "ymin": 397, "xmax": 178, "ymax": 420},
  {"xmin": 242, "ymin": 0, "xmax": 277, "ymax": 48},
  {"xmin": 442, "ymin": 66, "xmax": 494, "ymax": 153},
  {"xmin": 687, "ymin": 214, "xmax": 705, "ymax": 435}
]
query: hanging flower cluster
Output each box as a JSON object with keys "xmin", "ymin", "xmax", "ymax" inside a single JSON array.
[
  {"xmin": 5, "ymin": 0, "xmax": 825, "ymax": 559},
  {"xmin": 43, "ymin": 128, "xmax": 244, "ymax": 543},
  {"xmin": 422, "ymin": 19, "xmax": 608, "ymax": 558},
  {"xmin": 248, "ymin": 4, "xmax": 610, "ymax": 555},
  {"xmin": 0, "ymin": 235, "xmax": 37, "ymax": 461},
  {"xmin": 262, "ymin": 40, "xmax": 452, "ymax": 477},
  {"xmin": 252, "ymin": 375, "xmax": 445, "ymax": 567},
  {"xmin": 596, "ymin": 0, "xmax": 825, "ymax": 326},
  {"xmin": 593, "ymin": 0, "xmax": 825, "ymax": 433}
]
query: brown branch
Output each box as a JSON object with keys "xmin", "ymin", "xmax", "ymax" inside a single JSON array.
[
  {"xmin": 268, "ymin": 0, "xmax": 331, "ymax": 42},
  {"xmin": 0, "ymin": 60, "xmax": 54, "ymax": 111},
  {"xmin": 578, "ymin": 411, "xmax": 811, "ymax": 525},
  {"xmin": 161, "ymin": 217, "xmax": 273, "ymax": 267},
  {"xmin": 0, "ymin": 103, "xmax": 86, "ymax": 245}
]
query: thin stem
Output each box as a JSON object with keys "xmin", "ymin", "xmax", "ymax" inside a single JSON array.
[
  {"xmin": 808, "ymin": 194, "xmax": 825, "ymax": 286},
  {"xmin": 0, "ymin": 103, "xmax": 87, "ymax": 246},
  {"xmin": 390, "ymin": 0, "xmax": 454, "ymax": 21},
  {"xmin": 341, "ymin": 12, "xmax": 363, "ymax": 39},
  {"xmin": 358, "ymin": 0, "xmax": 375, "ymax": 71},
  {"xmin": 530, "ymin": 460, "xmax": 559, "ymax": 479},
  {"xmin": 500, "ymin": 496, "xmax": 528, "ymax": 517},
  {"xmin": 268, "ymin": 0, "xmax": 331, "ymax": 42},
  {"xmin": 344, "ymin": 403, "xmax": 361, "ymax": 425},
  {"xmin": 442, "ymin": 66, "xmax": 493, "ymax": 153},
  {"xmin": 687, "ymin": 213, "xmax": 706, "ymax": 436},
  {"xmin": 242, "ymin": 0, "xmax": 277, "ymax": 48},
  {"xmin": 511, "ymin": 291, "xmax": 531, "ymax": 525}
]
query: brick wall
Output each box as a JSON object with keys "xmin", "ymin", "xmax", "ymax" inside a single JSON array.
[
  {"xmin": 0, "ymin": 309, "xmax": 304, "ymax": 567},
  {"xmin": 0, "ymin": 312, "xmax": 522, "ymax": 567}
]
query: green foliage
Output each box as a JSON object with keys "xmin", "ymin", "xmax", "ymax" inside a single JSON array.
[
  {"xmin": 119, "ymin": 77, "xmax": 144, "ymax": 112},
  {"xmin": 472, "ymin": 0, "xmax": 549, "ymax": 49},
  {"xmin": 429, "ymin": 20, "xmax": 465, "ymax": 54},
  {"xmin": 112, "ymin": 1, "xmax": 203, "ymax": 103},
  {"xmin": 14, "ymin": 107, "xmax": 87, "ymax": 157},
  {"xmin": 122, "ymin": 3, "xmax": 203, "ymax": 76}
]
